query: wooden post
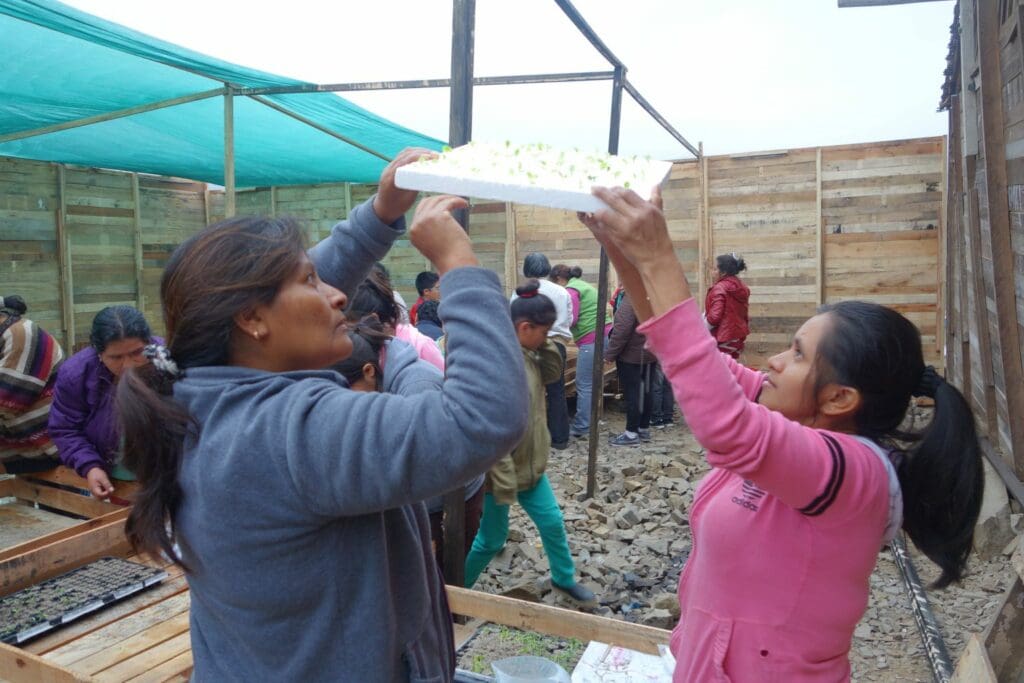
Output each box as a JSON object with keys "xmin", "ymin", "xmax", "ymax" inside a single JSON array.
[
  {"xmin": 947, "ymin": 96, "xmax": 967, "ymax": 390},
  {"xmin": 504, "ymin": 202, "xmax": 518, "ymax": 294},
  {"xmin": 203, "ymin": 187, "xmax": 211, "ymax": 226},
  {"xmin": 697, "ymin": 142, "xmax": 707, "ymax": 304},
  {"xmin": 700, "ymin": 145, "xmax": 711, "ymax": 309},
  {"xmin": 964, "ymin": 160, "xmax": 998, "ymax": 438},
  {"xmin": 936, "ymin": 135, "xmax": 947, "ymax": 359},
  {"xmin": 224, "ymin": 88, "xmax": 236, "ymax": 218},
  {"xmin": 55, "ymin": 165, "xmax": 74, "ymax": 349},
  {"xmin": 131, "ymin": 173, "xmax": 144, "ymax": 312},
  {"xmin": 270, "ymin": 186, "xmax": 278, "ymax": 217},
  {"xmin": 343, "ymin": 182, "xmax": 352, "ymax": 219},
  {"xmin": 815, "ymin": 147, "xmax": 824, "ymax": 306},
  {"xmin": 977, "ymin": 0, "xmax": 1024, "ymax": 474}
]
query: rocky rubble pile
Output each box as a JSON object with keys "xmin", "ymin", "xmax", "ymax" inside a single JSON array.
[{"xmin": 467, "ymin": 410, "xmax": 1019, "ymax": 681}]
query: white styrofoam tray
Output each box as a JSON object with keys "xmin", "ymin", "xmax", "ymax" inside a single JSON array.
[{"xmin": 395, "ymin": 142, "xmax": 672, "ymax": 213}]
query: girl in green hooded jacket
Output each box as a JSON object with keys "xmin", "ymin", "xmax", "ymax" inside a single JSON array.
[{"xmin": 464, "ymin": 279, "xmax": 596, "ymax": 606}]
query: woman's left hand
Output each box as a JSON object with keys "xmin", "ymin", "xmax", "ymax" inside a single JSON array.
[
  {"xmin": 586, "ymin": 185, "xmax": 692, "ymax": 317},
  {"xmin": 588, "ymin": 186, "xmax": 675, "ymax": 270}
]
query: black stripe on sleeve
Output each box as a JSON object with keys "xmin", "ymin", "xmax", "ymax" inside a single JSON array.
[{"xmin": 798, "ymin": 433, "xmax": 846, "ymax": 517}]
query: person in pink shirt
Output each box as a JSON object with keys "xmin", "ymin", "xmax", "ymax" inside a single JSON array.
[
  {"xmin": 578, "ymin": 186, "xmax": 984, "ymax": 682},
  {"xmin": 344, "ymin": 270, "xmax": 445, "ymax": 371}
]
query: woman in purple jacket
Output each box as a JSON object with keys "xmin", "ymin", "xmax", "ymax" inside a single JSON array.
[{"xmin": 49, "ymin": 305, "xmax": 156, "ymax": 498}]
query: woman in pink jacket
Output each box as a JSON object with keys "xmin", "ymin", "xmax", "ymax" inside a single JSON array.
[{"xmin": 579, "ymin": 186, "xmax": 983, "ymax": 682}]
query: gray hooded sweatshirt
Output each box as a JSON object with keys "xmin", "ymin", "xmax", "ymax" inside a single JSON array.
[
  {"xmin": 172, "ymin": 198, "xmax": 528, "ymax": 682},
  {"xmin": 380, "ymin": 338, "xmax": 486, "ymax": 511}
]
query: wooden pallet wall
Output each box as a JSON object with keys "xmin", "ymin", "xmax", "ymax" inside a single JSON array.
[
  {"xmin": 944, "ymin": 0, "xmax": 1024, "ymax": 478},
  {"xmin": 498, "ymin": 138, "xmax": 943, "ymax": 370},
  {"xmin": 1, "ymin": 136, "xmax": 944, "ymax": 373}
]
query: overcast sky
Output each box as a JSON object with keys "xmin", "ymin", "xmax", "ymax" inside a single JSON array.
[{"xmin": 61, "ymin": 0, "xmax": 955, "ymax": 160}]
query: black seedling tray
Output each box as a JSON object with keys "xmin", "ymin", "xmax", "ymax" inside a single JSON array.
[{"xmin": 0, "ymin": 556, "xmax": 167, "ymax": 645}]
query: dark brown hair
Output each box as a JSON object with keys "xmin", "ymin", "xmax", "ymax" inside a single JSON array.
[
  {"xmin": 550, "ymin": 264, "xmax": 580, "ymax": 282},
  {"xmin": 117, "ymin": 215, "xmax": 306, "ymax": 566},
  {"xmin": 814, "ymin": 301, "xmax": 983, "ymax": 588},
  {"xmin": 344, "ymin": 270, "xmax": 402, "ymax": 325}
]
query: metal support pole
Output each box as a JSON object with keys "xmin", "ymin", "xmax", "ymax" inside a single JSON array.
[
  {"xmin": 586, "ymin": 66, "xmax": 625, "ymax": 499},
  {"xmin": 448, "ymin": 0, "xmax": 475, "ymax": 231},
  {"xmin": 442, "ymin": 0, "xmax": 476, "ymax": 589},
  {"xmin": 223, "ymin": 88, "xmax": 236, "ymax": 218},
  {"xmin": 234, "ymin": 71, "xmax": 614, "ymax": 96},
  {"xmin": 890, "ymin": 537, "xmax": 953, "ymax": 682},
  {"xmin": 0, "ymin": 88, "xmax": 226, "ymax": 144}
]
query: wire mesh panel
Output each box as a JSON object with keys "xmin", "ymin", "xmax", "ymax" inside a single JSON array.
[{"xmin": 0, "ymin": 556, "xmax": 167, "ymax": 644}]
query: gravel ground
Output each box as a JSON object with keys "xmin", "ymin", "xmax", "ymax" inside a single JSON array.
[{"xmin": 457, "ymin": 406, "xmax": 1017, "ymax": 681}]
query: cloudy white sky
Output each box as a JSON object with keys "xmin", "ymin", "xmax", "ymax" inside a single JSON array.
[{"xmin": 62, "ymin": 0, "xmax": 955, "ymax": 160}]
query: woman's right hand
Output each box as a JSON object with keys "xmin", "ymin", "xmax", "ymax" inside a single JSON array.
[
  {"xmin": 85, "ymin": 466, "xmax": 114, "ymax": 499},
  {"xmin": 410, "ymin": 195, "xmax": 479, "ymax": 274}
]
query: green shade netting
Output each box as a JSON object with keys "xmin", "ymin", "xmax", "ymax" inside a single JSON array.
[{"xmin": 0, "ymin": 0, "xmax": 444, "ymax": 185}]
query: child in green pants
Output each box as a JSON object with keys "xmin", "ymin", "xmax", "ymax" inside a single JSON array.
[{"xmin": 464, "ymin": 280, "xmax": 596, "ymax": 605}]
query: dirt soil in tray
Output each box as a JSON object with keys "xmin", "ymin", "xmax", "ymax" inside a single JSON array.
[{"xmin": 456, "ymin": 406, "xmax": 1016, "ymax": 681}]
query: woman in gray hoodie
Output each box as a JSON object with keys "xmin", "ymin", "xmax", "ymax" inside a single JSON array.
[{"xmin": 116, "ymin": 151, "xmax": 529, "ymax": 683}]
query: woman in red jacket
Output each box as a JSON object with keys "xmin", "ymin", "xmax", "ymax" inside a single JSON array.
[{"xmin": 704, "ymin": 253, "xmax": 750, "ymax": 358}]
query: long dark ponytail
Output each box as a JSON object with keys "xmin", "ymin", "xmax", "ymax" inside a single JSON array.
[
  {"xmin": 815, "ymin": 301, "xmax": 983, "ymax": 588},
  {"xmin": 117, "ymin": 215, "xmax": 306, "ymax": 566}
]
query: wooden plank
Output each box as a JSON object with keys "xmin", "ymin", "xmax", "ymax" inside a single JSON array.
[
  {"xmin": 8, "ymin": 479, "xmax": 116, "ymax": 519},
  {"xmin": 0, "ymin": 642, "xmax": 92, "ymax": 683},
  {"xmin": 937, "ymin": 135, "xmax": 947, "ymax": 356},
  {"xmin": 0, "ymin": 504, "xmax": 81, "ymax": 551},
  {"xmin": 56, "ymin": 165, "xmax": 74, "ymax": 349},
  {"xmin": 950, "ymin": 633, "xmax": 997, "ymax": 683},
  {"xmin": 978, "ymin": 0, "xmax": 1024, "ymax": 474},
  {"xmin": 131, "ymin": 174, "xmax": 144, "ymax": 312},
  {"xmin": 64, "ymin": 612, "xmax": 190, "ymax": 674},
  {"xmin": 0, "ymin": 511, "xmax": 131, "ymax": 595},
  {"xmin": 64, "ymin": 206, "xmax": 134, "ymax": 219},
  {"xmin": 0, "ymin": 507, "xmax": 130, "ymax": 563},
  {"xmin": 26, "ymin": 576, "xmax": 188, "ymax": 656},
  {"xmin": 964, "ymin": 159, "xmax": 998, "ymax": 436},
  {"xmin": 698, "ymin": 146, "xmax": 709, "ymax": 307},
  {"xmin": 982, "ymin": 576, "xmax": 1024, "ymax": 682},
  {"xmin": 45, "ymin": 593, "xmax": 191, "ymax": 667},
  {"xmin": 91, "ymin": 630, "xmax": 191, "ymax": 682},
  {"xmin": 23, "ymin": 467, "xmax": 140, "ymax": 501},
  {"xmin": 446, "ymin": 586, "xmax": 670, "ymax": 655},
  {"xmin": 123, "ymin": 650, "xmax": 192, "ymax": 683},
  {"xmin": 504, "ymin": 202, "xmax": 517, "ymax": 294},
  {"xmin": 816, "ymin": 147, "xmax": 824, "ymax": 305}
]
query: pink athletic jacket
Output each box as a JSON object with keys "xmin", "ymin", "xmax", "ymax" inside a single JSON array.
[
  {"xmin": 394, "ymin": 323, "xmax": 445, "ymax": 371},
  {"xmin": 638, "ymin": 298, "xmax": 891, "ymax": 682}
]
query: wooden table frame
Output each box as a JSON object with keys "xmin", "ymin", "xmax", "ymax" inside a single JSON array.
[{"xmin": 0, "ymin": 468, "xmax": 669, "ymax": 682}]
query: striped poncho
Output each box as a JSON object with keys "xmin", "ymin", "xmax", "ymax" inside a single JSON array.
[{"xmin": 0, "ymin": 315, "xmax": 64, "ymax": 460}]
